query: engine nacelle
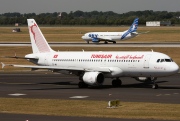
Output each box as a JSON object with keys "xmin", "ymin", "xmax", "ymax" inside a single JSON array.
[
  {"xmin": 134, "ymin": 77, "xmax": 157, "ymax": 82},
  {"xmin": 92, "ymin": 38, "xmax": 100, "ymax": 43},
  {"xmin": 83, "ymin": 72, "xmax": 104, "ymax": 86}
]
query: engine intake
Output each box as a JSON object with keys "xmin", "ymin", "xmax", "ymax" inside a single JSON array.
[{"xmin": 83, "ymin": 72, "xmax": 104, "ymax": 86}]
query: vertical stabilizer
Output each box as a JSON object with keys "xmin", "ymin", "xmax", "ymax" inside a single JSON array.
[
  {"xmin": 121, "ymin": 18, "xmax": 139, "ymax": 40},
  {"xmin": 27, "ymin": 19, "xmax": 54, "ymax": 53},
  {"xmin": 128, "ymin": 18, "xmax": 139, "ymax": 33}
]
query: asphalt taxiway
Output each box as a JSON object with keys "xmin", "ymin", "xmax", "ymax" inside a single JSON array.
[
  {"xmin": 0, "ymin": 73, "xmax": 179, "ymax": 121},
  {"xmin": 0, "ymin": 73, "xmax": 179, "ymax": 103}
]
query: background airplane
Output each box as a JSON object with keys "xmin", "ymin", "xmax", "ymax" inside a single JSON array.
[
  {"xmin": 2, "ymin": 19, "xmax": 179, "ymax": 89},
  {"xmin": 82, "ymin": 18, "xmax": 139, "ymax": 44}
]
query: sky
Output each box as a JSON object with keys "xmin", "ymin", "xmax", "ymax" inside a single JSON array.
[{"xmin": 0, "ymin": 0, "xmax": 180, "ymax": 14}]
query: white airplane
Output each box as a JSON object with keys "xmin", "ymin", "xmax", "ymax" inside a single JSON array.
[
  {"xmin": 82, "ymin": 18, "xmax": 139, "ymax": 44},
  {"xmin": 2, "ymin": 19, "xmax": 179, "ymax": 89}
]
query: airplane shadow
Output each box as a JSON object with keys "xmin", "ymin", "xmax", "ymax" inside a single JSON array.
[
  {"xmin": 39, "ymin": 81, "xmax": 77, "ymax": 86},
  {"xmin": 22, "ymin": 80, "xmax": 180, "ymax": 90}
]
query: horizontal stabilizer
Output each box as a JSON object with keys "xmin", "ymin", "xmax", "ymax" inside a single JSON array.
[{"xmin": 1, "ymin": 56, "xmax": 38, "ymax": 60}]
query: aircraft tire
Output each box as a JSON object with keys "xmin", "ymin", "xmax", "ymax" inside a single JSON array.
[
  {"xmin": 78, "ymin": 82, "xmax": 88, "ymax": 88},
  {"xmin": 112, "ymin": 79, "xmax": 122, "ymax": 87},
  {"xmin": 152, "ymin": 84, "xmax": 158, "ymax": 89},
  {"xmin": 104, "ymin": 41, "xmax": 108, "ymax": 44}
]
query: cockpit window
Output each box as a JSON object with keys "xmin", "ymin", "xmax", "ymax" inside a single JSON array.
[
  {"xmin": 157, "ymin": 58, "xmax": 173, "ymax": 63},
  {"xmin": 160, "ymin": 59, "xmax": 165, "ymax": 62},
  {"xmin": 165, "ymin": 59, "xmax": 171, "ymax": 62}
]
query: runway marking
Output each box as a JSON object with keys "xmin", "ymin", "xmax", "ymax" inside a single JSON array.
[
  {"xmin": 156, "ymin": 93, "xmax": 179, "ymax": 97},
  {"xmin": 164, "ymin": 94, "xmax": 171, "ymax": 96},
  {"xmin": 8, "ymin": 93, "xmax": 26, "ymax": 96},
  {"xmin": 156, "ymin": 94, "xmax": 162, "ymax": 96},
  {"xmin": 173, "ymin": 93, "xmax": 179, "ymax": 95},
  {"xmin": 69, "ymin": 96, "xmax": 89, "ymax": 99}
]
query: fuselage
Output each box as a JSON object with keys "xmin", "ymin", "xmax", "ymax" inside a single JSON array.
[
  {"xmin": 26, "ymin": 51, "xmax": 179, "ymax": 78},
  {"xmin": 82, "ymin": 32, "xmax": 138, "ymax": 43}
]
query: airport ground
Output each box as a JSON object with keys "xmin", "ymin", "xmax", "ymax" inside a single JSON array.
[
  {"xmin": 0, "ymin": 26, "xmax": 180, "ymax": 120},
  {"xmin": 0, "ymin": 73, "xmax": 180, "ymax": 121}
]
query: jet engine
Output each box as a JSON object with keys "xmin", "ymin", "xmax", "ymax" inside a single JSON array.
[
  {"xmin": 82, "ymin": 72, "xmax": 104, "ymax": 86},
  {"xmin": 92, "ymin": 38, "xmax": 100, "ymax": 43}
]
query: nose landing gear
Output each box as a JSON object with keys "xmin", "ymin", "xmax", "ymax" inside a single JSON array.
[
  {"xmin": 149, "ymin": 77, "xmax": 158, "ymax": 89},
  {"xmin": 152, "ymin": 81, "xmax": 158, "ymax": 89}
]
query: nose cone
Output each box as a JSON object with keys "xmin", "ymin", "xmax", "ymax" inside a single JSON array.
[
  {"xmin": 169, "ymin": 63, "xmax": 179, "ymax": 74},
  {"xmin": 82, "ymin": 35, "xmax": 86, "ymax": 39}
]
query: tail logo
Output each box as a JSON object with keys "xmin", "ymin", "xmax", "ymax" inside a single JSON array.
[
  {"xmin": 29, "ymin": 23, "xmax": 51, "ymax": 53},
  {"xmin": 30, "ymin": 23, "xmax": 37, "ymax": 43},
  {"xmin": 120, "ymin": 18, "xmax": 138, "ymax": 40}
]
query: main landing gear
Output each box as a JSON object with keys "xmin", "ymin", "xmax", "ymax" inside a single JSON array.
[
  {"xmin": 112, "ymin": 78, "xmax": 122, "ymax": 87},
  {"xmin": 78, "ymin": 75, "xmax": 88, "ymax": 88},
  {"xmin": 78, "ymin": 81, "xmax": 88, "ymax": 88},
  {"xmin": 104, "ymin": 41, "xmax": 108, "ymax": 44},
  {"xmin": 104, "ymin": 41, "xmax": 116, "ymax": 44}
]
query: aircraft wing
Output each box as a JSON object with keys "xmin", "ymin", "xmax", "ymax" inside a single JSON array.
[
  {"xmin": 2, "ymin": 63, "xmax": 110, "ymax": 73},
  {"xmin": 96, "ymin": 36, "xmax": 113, "ymax": 41}
]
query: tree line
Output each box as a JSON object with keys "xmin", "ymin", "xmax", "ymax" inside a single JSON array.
[{"xmin": 0, "ymin": 10, "xmax": 180, "ymax": 25}]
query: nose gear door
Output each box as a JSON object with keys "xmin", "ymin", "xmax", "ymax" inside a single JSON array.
[{"xmin": 143, "ymin": 55, "xmax": 151, "ymax": 68}]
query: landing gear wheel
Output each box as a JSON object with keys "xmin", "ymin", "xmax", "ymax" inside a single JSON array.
[
  {"xmin": 152, "ymin": 84, "xmax": 158, "ymax": 89},
  {"xmin": 78, "ymin": 82, "xmax": 88, "ymax": 88},
  {"xmin": 113, "ymin": 41, "xmax": 116, "ymax": 44},
  {"xmin": 104, "ymin": 41, "xmax": 108, "ymax": 44},
  {"xmin": 112, "ymin": 79, "xmax": 122, "ymax": 87}
]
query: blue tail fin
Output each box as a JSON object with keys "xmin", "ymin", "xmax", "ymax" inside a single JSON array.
[
  {"xmin": 128, "ymin": 18, "xmax": 139, "ymax": 33},
  {"xmin": 121, "ymin": 18, "xmax": 139, "ymax": 40}
]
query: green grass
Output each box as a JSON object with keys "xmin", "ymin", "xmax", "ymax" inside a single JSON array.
[{"xmin": 0, "ymin": 98, "xmax": 179, "ymax": 120}]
